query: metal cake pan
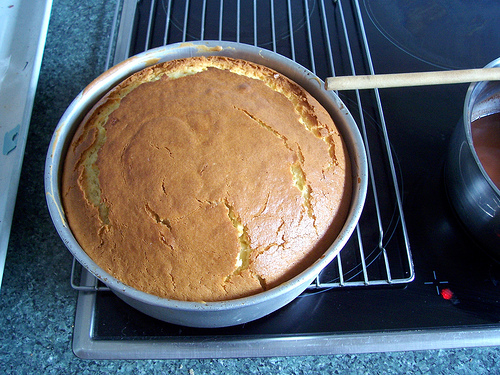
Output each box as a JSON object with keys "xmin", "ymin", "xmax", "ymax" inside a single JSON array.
[{"xmin": 45, "ymin": 41, "xmax": 368, "ymax": 328}]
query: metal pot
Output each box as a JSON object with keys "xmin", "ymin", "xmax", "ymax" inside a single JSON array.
[
  {"xmin": 45, "ymin": 41, "xmax": 368, "ymax": 328},
  {"xmin": 445, "ymin": 57, "xmax": 500, "ymax": 255}
]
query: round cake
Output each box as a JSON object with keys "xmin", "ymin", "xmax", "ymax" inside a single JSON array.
[{"xmin": 61, "ymin": 56, "xmax": 352, "ymax": 302}]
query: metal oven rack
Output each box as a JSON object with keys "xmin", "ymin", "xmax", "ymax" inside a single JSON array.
[{"xmin": 71, "ymin": 0, "xmax": 414, "ymax": 292}]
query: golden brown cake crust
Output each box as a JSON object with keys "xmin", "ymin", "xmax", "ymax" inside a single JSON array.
[{"xmin": 62, "ymin": 56, "xmax": 352, "ymax": 302}]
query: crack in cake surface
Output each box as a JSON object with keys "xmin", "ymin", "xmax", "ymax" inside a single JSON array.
[
  {"xmin": 76, "ymin": 122, "xmax": 110, "ymax": 225},
  {"xmin": 236, "ymin": 106, "xmax": 316, "ymax": 223},
  {"xmin": 145, "ymin": 203, "xmax": 172, "ymax": 230},
  {"xmin": 223, "ymin": 199, "xmax": 252, "ymax": 276}
]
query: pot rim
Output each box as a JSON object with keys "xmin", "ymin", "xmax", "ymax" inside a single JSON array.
[{"xmin": 44, "ymin": 41, "xmax": 368, "ymax": 313}]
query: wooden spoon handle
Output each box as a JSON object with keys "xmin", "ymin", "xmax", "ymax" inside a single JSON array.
[{"xmin": 325, "ymin": 67, "xmax": 500, "ymax": 91}]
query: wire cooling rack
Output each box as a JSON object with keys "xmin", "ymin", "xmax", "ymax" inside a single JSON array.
[{"xmin": 71, "ymin": 0, "xmax": 414, "ymax": 292}]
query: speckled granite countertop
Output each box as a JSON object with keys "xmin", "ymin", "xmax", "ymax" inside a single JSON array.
[{"xmin": 1, "ymin": 0, "xmax": 500, "ymax": 373}]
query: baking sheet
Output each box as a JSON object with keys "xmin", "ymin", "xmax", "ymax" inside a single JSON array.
[{"xmin": 0, "ymin": 0, "xmax": 52, "ymax": 288}]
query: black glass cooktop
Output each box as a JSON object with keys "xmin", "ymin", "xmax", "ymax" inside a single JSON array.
[{"xmin": 71, "ymin": 0, "xmax": 500, "ymax": 359}]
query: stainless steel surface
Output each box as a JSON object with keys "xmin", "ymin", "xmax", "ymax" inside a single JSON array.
[
  {"xmin": 72, "ymin": 267, "xmax": 500, "ymax": 360},
  {"xmin": 0, "ymin": 0, "xmax": 52, "ymax": 289},
  {"xmin": 445, "ymin": 57, "xmax": 500, "ymax": 255},
  {"xmin": 45, "ymin": 41, "xmax": 368, "ymax": 328}
]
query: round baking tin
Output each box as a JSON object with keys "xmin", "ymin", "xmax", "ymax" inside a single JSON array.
[{"xmin": 45, "ymin": 41, "xmax": 368, "ymax": 328}]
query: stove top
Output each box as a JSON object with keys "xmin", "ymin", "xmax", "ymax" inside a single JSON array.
[
  {"xmin": 363, "ymin": 0, "xmax": 500, "ymax": 70},
  {"xmin": 71, "ymin": 0, "xmax": 500, "ymax": 359}
]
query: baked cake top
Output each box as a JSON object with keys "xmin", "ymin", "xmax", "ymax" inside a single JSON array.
[{"xmin": 61, "ymin": 56, "xmax": 352, "ymax": 302}]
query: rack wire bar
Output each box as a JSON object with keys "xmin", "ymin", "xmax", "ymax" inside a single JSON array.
[
  {"xmin": 71, "ymin": 0, "xmax": 414, "ymax": 292},
  {"xmin": 70, "ymin": 258, "xmax": 110, "ymax": 292}
]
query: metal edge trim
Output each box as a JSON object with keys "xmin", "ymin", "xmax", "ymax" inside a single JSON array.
[
  {"xmin": 113, "ymin": 0, "xmax": 138, "ymax": 65},
  {"xmin": 73, "ymin": 276, "xmax": 500, "ymax": 359}
]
